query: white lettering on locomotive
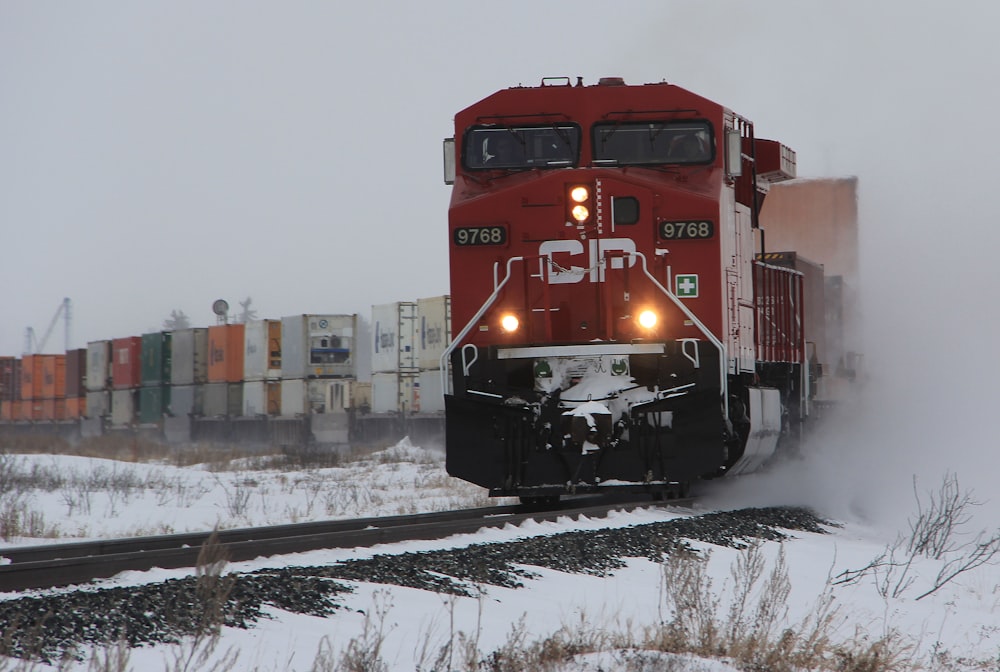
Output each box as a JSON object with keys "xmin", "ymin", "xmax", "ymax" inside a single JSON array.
[{"xmin": 538, "ymin": 238, "xmax": 636, "ymax": 283}]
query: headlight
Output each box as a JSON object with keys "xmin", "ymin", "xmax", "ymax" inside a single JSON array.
[
  {"xmin": 568, "ymin": 185, "xmax": 592, "ymax": 224},
  {"xmin": 501, "ymin": 314, "xmax": 520, "ymax": 332},
  {"xmin": 638, "ymin": 310, "xmax": 657, "ymax": 329}
]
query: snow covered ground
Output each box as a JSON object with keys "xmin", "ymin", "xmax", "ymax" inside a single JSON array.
[{"xmin": 1, "ymin": 438, "xmax": 998, "ymax": 671}]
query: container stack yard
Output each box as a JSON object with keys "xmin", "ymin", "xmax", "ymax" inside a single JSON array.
[{"xmin": 0, "ymin": 300, "xmax": 450, "ymax": 449}]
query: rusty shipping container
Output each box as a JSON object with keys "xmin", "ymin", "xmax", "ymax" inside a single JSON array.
[
  {"xmin": 65, "ymin": 349, "xmax": 86, "ymax": 398},
  {"xmin": 38, "ymin": 398, "xmax": 65, "ymax": 421},
  {"xmin": 757, "ymin": 251, "xmax": 826, "ymax": 371},
  {"xmin": 9, "ymin": 400, "xmax": 26, "ymax": 421},
  {"xmin": 0, "ymin": 357, "xmax": 20, "ymax": 401},
  {"xmin": 207, "ymin": 324, "xmax": 245, "ymax": 383},
  {"xmin": 112, "ymin": 337, "xmax": 142, "ymax": 390},
  {"xmin": 20, "ymin": 355, "xmax": 42, "ymax": 400},
  {"xmin": 65, "ymin": 395, "xmax": 86, "ymax": 420},
  {"xmin": 39, "ymin": 354, "xmax": 66, "ymax": 399}
]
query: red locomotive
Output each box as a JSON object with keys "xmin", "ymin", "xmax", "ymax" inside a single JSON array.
[{"xmin": 441, "ymin": 76, "xmax": 831, "ymax": 503}]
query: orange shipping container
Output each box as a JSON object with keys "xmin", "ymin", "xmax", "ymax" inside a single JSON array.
[
  {"xmin": 208, "ymin": 324, "xmax": 246, "ymax": 383},
  {"xmin": 0, "ymin": 400, "xmax": 11, "ymax": 421},
  {"xmin": 66, "ymin": 396, "xmax": 86, "ymax": 419},
  {"xmin": 9, "ymin": 400, "xmax": 23, "ymax": 421},
  {"xmin": 20, "ymin": 355, "xmax": 41, "ymax": 400},
  {"xmin": 38, "ymin": 398, "xmax": 65, "ymax": 420},
  {"xmin": 40, "ymin": 355, "xmax": 67, "ymax": 399}
]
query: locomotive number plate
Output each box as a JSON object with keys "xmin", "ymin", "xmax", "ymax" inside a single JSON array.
[
  {"xmin": 658, "ymin": 220, "xmax": 714, "ymax": 240},
  {"xmin": 454, "ymin": 226, "xmax": 507, "ymax": 246}
]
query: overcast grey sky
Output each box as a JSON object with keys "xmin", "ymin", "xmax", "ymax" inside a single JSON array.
[{"xmin": 2, "ymin": 1, "xmax": 997, "ymax": 359}]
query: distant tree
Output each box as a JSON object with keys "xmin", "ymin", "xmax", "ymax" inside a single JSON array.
[
  {"xmin": 236, "ymin": 297, "xmax": 258, "ymax": 324},
  {"xmin": 163, "ymin": 309, "xmax": 192, "ymax": 330}
]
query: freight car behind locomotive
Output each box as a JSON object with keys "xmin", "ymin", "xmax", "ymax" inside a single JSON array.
[{"xmin": 441, "ymin": 77, "xmax": 856, "ymax": 502}]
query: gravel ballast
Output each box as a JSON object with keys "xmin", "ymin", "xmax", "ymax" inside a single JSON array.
[{"xmin": 0, "ymin": 506, "xmax": 831, "ymax": 662}]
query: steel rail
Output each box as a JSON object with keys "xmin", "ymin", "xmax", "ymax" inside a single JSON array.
[{"xmin": 0, "ymin": 497, "xmax": 691, "ymax": 593}]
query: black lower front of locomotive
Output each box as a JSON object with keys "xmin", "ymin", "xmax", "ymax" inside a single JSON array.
[{"xmin": 445, "ymin": 343, "xmax": 728, "ymax": 499}]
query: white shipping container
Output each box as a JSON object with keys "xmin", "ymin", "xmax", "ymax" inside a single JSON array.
[
  {"xmin": 244, "ymin": 380, "xmax": 265, "ymax": 416},
  {"xmin": 85, "ymin": 390, "xmax": 110, "ymax": 418},
  {"xmin": 322, "ymin": 379, "xmax": 373, "ymax": 413},
  {"xmin": 171, "ymin": 328, "xmax": 208, "ymax": 386},
  {"xmin": 169, "ymin": 385, "xmax": 204, "ymax": 417},
  {"xmin": 203, "ymin": 382, "xmax": 229, "ymax": 417},
  {"xmin": 417, "ymin": 296, "xmax": 451, "ymax": 370},
  {"xmin": 110, "ymin": 389, "xmax": 136, "ymax": 426},
  {"xmin": 371, "ymin": 302, "xmax": 418, "ymax": 374},
  {"xmin": 281, "ymin": 314, "xmax": 357, "ymax": 379},
  {"xmin": 280, "ymin": 378, "xmax": 333, "ymax": 416},
  {"xmin": 243, "ymin": 380, "xmax": 280, "ymax": 416},
  {"xmin": 281, "ymin": 379, "xmax": 306, "ymax": 416},
  {"xmin": 243, "ymin": 319, "xmax": 281, "ymax": 381},
  {"xmin": 86, "ymin": 341, "xmax": 112, "ymax": 392},
  {"xmin": 415, "ymin": 369, "xmax": 445, "ymax": 413},
  {"xmin": 372, "ymin": 372, "xmax": 417, "ymax": 414}
]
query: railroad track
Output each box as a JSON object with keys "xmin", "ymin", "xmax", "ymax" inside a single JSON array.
[{"xmin": 0, "ymin": 496, "xmax": 691, "ymax": 592}]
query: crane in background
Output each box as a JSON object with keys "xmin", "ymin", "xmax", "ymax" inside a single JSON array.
[{"xmin": 23, "ymin": 298, "xmax": 72, "ymax": 355}]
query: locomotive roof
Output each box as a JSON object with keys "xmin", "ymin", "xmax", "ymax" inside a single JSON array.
[{"xmin": 455, "ymin": 77, "xmax": 730, "ymax": 126}]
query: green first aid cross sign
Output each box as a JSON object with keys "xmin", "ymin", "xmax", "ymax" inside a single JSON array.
[{"xmin": 675, "ymin": 274, "xmax": 698, "ymax": 298}]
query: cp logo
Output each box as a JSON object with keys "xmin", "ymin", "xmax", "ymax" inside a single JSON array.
[{"xmin": 538, "ymin": 238, "xmax": 637, "ymax": 283}]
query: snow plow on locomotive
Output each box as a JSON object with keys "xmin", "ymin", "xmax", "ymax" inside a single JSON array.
[{"xmin": 441, "ymin": 77, "xmax": 846, "ymax": 502}]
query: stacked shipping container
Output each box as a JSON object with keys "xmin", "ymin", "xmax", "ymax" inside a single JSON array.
[
  {"xmin": 371, "ymin": 302, "xmax": 418, "ymax": 415},
  {"xmin": 206, "ymin": 324, "xmax": 244, "ymax": 417},
  {"xmin": 1, "ymin": 300, "xmax": 445, "ymax": 445},
  {"xmin": 65, "ymin": 349, "xmax": 87, "ymax": 419},
  {"xmin": 170, "ymin": 328, "xmax": 208, "ymax": 417},
  {"xmin": 415, "ymin": 295, "xmax": 451, "ymax": 414},
  {"xmin": 280, "ymin": 315, "xmax": 357, "ymax": 416},
  {"xmin": 0, "ymin": 357, "xmax": 19, "ymax": 420},
  {"xmin": 140, "ymin": 332, "xmax": 172, "ymax": 424},
  {"xmin": 86, "ymin": 341, "xmax": 111, "ymax": 420},
  {"xmin": 111, "ymin": 337, "xmax": 141, "ymax": 426},
  {"xmin": 16, "ymin": 354, "xmax": 68, "ymax": 421},
  {"xmin": 242, "ymin": 319, "xmax": 282, "ymax": 417}
]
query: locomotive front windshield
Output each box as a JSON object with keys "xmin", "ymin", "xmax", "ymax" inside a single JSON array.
[
  {"xmin": 463, "ymin": 124, "xmax": 580, "ymax": 170},
  {"xmin": 593, "ymin": 120, "xmax": 714, "ymax": 166}
]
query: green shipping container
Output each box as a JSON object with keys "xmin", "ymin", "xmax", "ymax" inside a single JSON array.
[
  {"xmin": 141, "ymin": 332, "xmax": 172, "ymax": 387},
  {"xmin": 139, "ymin": 385, "xmax": 171, "ymax": 424}
]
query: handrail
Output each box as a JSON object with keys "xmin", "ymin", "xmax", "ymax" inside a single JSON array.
[
  {"xmin": 630, "ymin": 251, "xmax": 729, "ymax": 420},
  {"xmin": 440, "ymin": 256, "xmax": 525, "ymax": 395},
  {"xmin": 440, "ymin": 250, "xmax": 730, "ymax": 422}
]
